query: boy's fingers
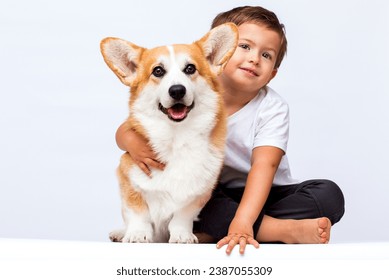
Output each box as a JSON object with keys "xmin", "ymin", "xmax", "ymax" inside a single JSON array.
[
  {"xmin": 239, "ymin": 237, "xmax": 247, "ymax": 254},
  {"xmin": 136, "ymin": 158, "xmax": 165, "ymax": 177},
  {"xmin": 225, "ymin": 239, "xmax": 237, "ymax": 255},
  {"xmin": 216, "ymin": 237, "xmax": 229, "ymax": 249},
  {"xmin": 144, "ymin": 158, "xmax": 165, "ymax": 170},
  {"xmin": 248, "ymin": 237, "xmax": 260, "ymax": 248},
  {"xmin": 138, "ymin": 162, "xmax": 151, "ymax": 177},
  {"xmin": 216, "ymin": 235, "xmax": 234, "ymax": 251},
  {"xmin": 217, "ymin": 235, "xmax": 259, "ymax": 255}
]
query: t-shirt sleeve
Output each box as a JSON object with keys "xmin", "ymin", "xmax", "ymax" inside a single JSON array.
[{"xmin": 253, "ymin": 96, "xmax": 289, "ymax": 153}]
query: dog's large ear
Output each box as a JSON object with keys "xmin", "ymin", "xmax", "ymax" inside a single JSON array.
[
  {"xmin": 100, "ymin": 37, "xmax": 144, "ymax": 86},
  {"xmin": 196, "ymin": 23, "xmax": 238, "ymax": 75}
]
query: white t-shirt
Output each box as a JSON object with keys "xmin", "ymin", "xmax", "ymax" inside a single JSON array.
[{"xmin": 219, "ymin": 86, "xmax": 301, "ymax": 187}]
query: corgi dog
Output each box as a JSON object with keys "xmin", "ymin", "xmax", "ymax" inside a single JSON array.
[{"xmin": 100, "ymin": 23, "xmax": 238, "ymax": 243}]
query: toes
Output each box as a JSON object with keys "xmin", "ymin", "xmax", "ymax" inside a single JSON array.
[
  {"xmin": 317, "ymin": 218, "xmax": 331, "ymax": 244},
  {"xmin": 318, "ymin": 217, "xmax": 330, "ymax": 229}
]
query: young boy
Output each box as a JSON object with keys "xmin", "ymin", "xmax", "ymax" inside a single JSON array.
[{"xmin": 115, "ymin": 6, "xmax": 345, "ymax": 254}]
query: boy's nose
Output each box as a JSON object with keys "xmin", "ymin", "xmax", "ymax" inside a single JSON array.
[{"xmin": 249, "ymin": 56, "xmax": 260, "ymax": 65}]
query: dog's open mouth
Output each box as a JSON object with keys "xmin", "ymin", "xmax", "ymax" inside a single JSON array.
[{"xmin": 159, "ymin": 102, "xmax": 194, "ymax": 122}]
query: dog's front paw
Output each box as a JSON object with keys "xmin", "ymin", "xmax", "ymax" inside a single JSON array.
[
  {"xmin": 122, "ymin": 230, "xmax": 153, "ymax": 243},
  {"xmin": 109, "ymin": 228, "xmax": 125, "ymax": 242},
  {"xmin": 169, "ymin": 231, "xmax": 198, "ymax": 244}
]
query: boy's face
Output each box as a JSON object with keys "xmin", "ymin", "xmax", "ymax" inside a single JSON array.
[{"xmin": 220, "ymin": 23, "xmax": 281, "ymax": 94}]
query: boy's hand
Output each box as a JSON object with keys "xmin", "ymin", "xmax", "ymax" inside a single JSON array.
[
  {"xmin": 130, "ymin": 132, "xmax": 165, "ymax": 177},
  {"xmin": 116, "ymin": 125, "xmax": 165, "ymax": 177},
  {"xmin": 216, "ymin": 218, "xmax": 259, "ymax": 255}
]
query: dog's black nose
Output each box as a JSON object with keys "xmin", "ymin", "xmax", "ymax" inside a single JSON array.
[{"xmin": 169, "ymin": 85, "xmax": 186, "ymax": 100}]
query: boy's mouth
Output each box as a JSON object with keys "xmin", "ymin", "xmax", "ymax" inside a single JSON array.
[{"xmin": 240, "ymin": 67, "xmax": 259, "ymax": 76}]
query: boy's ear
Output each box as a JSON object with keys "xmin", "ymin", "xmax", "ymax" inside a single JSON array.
[
  {"xmin": 196, "ymin": 23, "xmax": 238, "ymax": 75},
  {"xmin": 268, "ymin": 68, "xmax": 278, "ymax": 84},
  {"xmin": 100, "ymin": 37, "xmax": 144, "ymax": 86}
]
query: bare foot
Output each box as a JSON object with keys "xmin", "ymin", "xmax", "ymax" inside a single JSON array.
[
  {"xmin": 257, "ymin": 216, "xmax": 331, "ymax": 244},
  {"xmin": 286, "ymin": 217, "xmax": 331, "ymax": 244}
]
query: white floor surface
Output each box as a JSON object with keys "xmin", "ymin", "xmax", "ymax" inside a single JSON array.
[{"xmin": 1, "ymin": 238, "xmax": 388, "ymax": 280}]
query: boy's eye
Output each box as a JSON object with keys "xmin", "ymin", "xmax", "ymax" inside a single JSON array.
[
  {"xmin": 262, "ymin": 52, "xmax": 272, "ymax": 60},
  {"xmin": 239, "ymin": 44, "xmax": 250, "ymax": 50},
  {"xmin": 152, "ymin": 66, "xmax": 166, "ymax": 77},
  {"xmin": 183, "ymin": 64, "xmax": 196, "ymax": 75}
]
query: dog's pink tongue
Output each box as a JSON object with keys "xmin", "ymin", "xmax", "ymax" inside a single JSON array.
[{"xmin": 168, "ymin": 106, "xmax": 188, "ymax": 120}]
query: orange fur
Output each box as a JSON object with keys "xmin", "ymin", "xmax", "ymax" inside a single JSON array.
[{"xmin": 117, "ymin": 153, "xmax": 148, "ymax": 212}]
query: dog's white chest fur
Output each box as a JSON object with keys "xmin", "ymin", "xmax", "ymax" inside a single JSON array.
[
  {"xmin": 131, "ymin": 137, "xmax": 222, "ymax": 199},
  {"xmin": 130, "ymin": 130, "xmax": 223, "ymax": 215}
]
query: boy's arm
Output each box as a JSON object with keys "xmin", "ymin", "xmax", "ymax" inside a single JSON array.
[
  {"xmin": 116, "ymin": 122, "xmax": 165, "ymax": 176},
  {"xmin": 216, "ymin": 146, "xmax": 284, "ymax": 254}
]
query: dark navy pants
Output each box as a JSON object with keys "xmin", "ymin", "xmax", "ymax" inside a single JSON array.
[{"xmin": 194, "ymin": 179, "xmax": 345, "ymax": 241}]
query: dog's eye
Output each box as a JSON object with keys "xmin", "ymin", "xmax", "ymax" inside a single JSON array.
[
  {"xmin": 183, "ymin": 64, "xmax": 196, "ymax": 75},
  {"xmin": 152, "ymin": 66, "xmax": 166, "ymax": 78}
]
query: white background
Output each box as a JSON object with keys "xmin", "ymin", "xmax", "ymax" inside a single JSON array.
[{"xmin": 0, "ymin": 0, "xmax": 388, "ymax": 243}]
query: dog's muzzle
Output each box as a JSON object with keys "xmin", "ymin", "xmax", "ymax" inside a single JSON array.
[{"xmin": 159, "ymin": 85, "xmax": 194, "ymax": 122}]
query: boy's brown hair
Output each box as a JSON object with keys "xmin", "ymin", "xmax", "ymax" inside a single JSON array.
[{"xmin": 211, "ymin": 6, "xmax": 287, "ymax": 69}]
